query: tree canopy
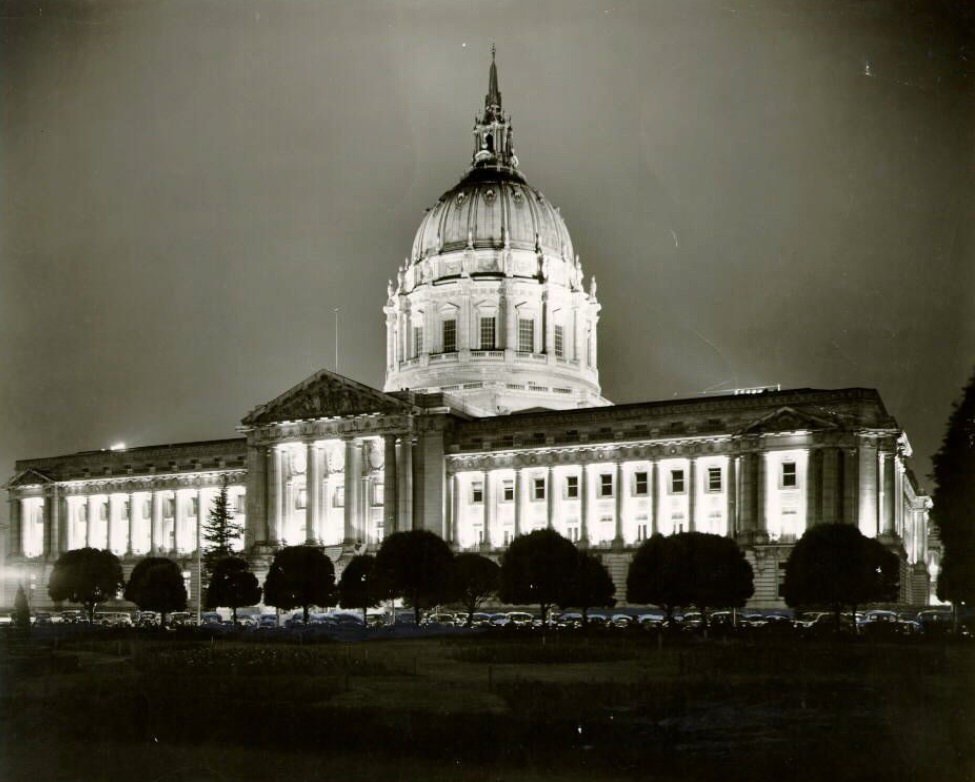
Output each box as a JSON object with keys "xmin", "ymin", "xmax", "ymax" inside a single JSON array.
[
  {"xmin": 263, "ymin": 545, "xmax": 336, "ymax": 624},
  {"xmin": 205, "ymin": 556, "xmax": 262, "ymax": 624},
  {"xmin": 202, "ymin": 479, "xmax": 244, "ymax": 579},
  {"xmin": 48, "ymin": 548, "xmax": 125, "ymax": 624},
  {"xmin": 499, "ymin": 529, "xmax": 578, "ymax": 623},
  {"xmin": 338, "ymin": 554, "xmax": 382, "ymax": 624},
  {"xmin": 782, "ymin": 523, "xmax": 899, "ymax": 622},
  {"xmin": 373, "ymin": 530, "xmax": 454, "ymax": 625},
  {"xmin": 559, "ymin": 551, "xmax": 616, "ymax": 623},
  {"xmin": 451, "ymin": 552, "xmax": 501, "ymax": 627},
  {"xmin": 124, "ymin": 557, "xmax": 188, "ymax": 627},
  {"xmin": 626, "ymin": 532, "xmax": 753, "ymax": 621},
  {"xmin": 930, "ymin": 367, "xmax": 975, "ymax": 606}
]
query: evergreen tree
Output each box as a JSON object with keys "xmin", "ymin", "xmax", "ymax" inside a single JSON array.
[
  {"xmin": 931, "ymin": 367, "xmax": 975, "ymax": 607},
  {"xmin": 202, "ymin": 479, "xmax": 244, "ymax": 579},
  {"xmin": 12, "ymin": 584, "xmax": 31, "ymax": 630}
]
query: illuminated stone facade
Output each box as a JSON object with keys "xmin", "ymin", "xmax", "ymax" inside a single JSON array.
[{"xmin": 2, "ymin": 53, "xmax": 935, "ymax": 610}]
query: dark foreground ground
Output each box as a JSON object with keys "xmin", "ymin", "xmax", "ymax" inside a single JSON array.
[{"xmin": 1, "ymin": 628, "xmax": 973, "ymax": 782}]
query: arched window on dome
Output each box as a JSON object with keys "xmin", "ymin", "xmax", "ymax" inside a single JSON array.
[
  {"xmin": 411, "ymin": 310, "xmax": 425, "ymax": 359},
  {"xmin": 439, "ymin": 304, "xmax": 459, "ymax": 354}
]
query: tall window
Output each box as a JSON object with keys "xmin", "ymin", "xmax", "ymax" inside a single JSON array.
[
  {"xmin": 599, "ymin": 474, "xmax": 614, "ymax": 498},
  {"xmin": 533, "ymin": 477, "xmax": 546, "ymax": 501},
  {"xmin": 502, "ymin": 480, "xmax": 514, "ymax": 502},
  {"xmin": 479, "ymin": 317, "xmax": 496, "ymax": 349},
  {"xmin": 518, "ymin": 318, "xmax": 534, "ymax": 352},
  {"xmin": 633, "ymin": 471, "xmax": 649, "ymax": 496},
  {"xmin": 781, "ymin": 462, "xmax": 797, "ymax": 488},
  {"xmin": 707, "ymin": 467, "xmax": 722, "ymax": 492},
  {"xmin": 442, "ymin": 319, "xmax": 456, "ymax": 353},
  {"xmin": 471, "ymin": 481, "xmax": 484, "ymax": 503},
  {"xmin": 554, "ymin": 324, "xmax": 565, "ymax": 358},
  {"xmin": 565, "ymin": 475, "xmax": 579, "ymax": 499},
  {"xmin": 295, "ymin": 489, "xmax": 307, "ymax": 510},
  {"xmin": 413, "ymin": 325, "xmax": 424, "ymax": 357},
  {"xmin": 670, "ymin": 470, "xmax": 685, "ymax": 494}
]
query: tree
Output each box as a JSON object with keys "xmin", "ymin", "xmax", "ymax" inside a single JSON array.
[
  {"xmin": 124, "ymin": 557, "xmax": 188, "ymax": 628},
  {"xmin": 338, "ymin": 554, "xmax": 382, "ymax": 624},
  {"xmin": 559, "ymin": 551, "xmax": 616, "ymax": 624},
  {"xmin": 202, "ymin": 479, "xmax": 244, "ymax": 579},
  {"xmin": 48, "ymin": 548, "xmax": 125, "ymax": 624},
  {"xmin": 931, "ymin": 367, "xmax": 975, "ymax": 608},
  {"xmin": 205, "ymin": 556, "xmax": 262, "ymax": 625},
  {"xmin": 499, "ymin": 529, "xmax": 578, "ymax": 624},
  {"xmin": 373, "ymin": 530, "xmax": 454, "ymax": 626},
  {"xmin": 12, "ymin": 584, "xmax": 31, "ymax": 630},
  {"xmin": 626, "ymin": 532, "xmax": 753, "ymax": 625},
  {"xmin": 263, "ymin": 545, "xmax": 336, "ymax": 624},
  {"xmin": 451, "ymin": 553, "xmax": 500, "ymax": 627},
  {"xmin": 782, "ymin": 523, "xmax": 899, "ymax": 626}
]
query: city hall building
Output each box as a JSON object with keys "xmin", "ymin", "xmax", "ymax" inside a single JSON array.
[{"xmin": 3, "ymin": 55, "xmax": 935, "ymax": 610}]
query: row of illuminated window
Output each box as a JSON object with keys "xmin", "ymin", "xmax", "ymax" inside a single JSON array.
[
  {"xmin": 466, "ymin": 462, "xmax": 799, "ymax": 504},
  {"xmin": 293, "ymin": 485, "xmax": 384, "ymax": 509},
  {"xmin": 413, "ymin": 318, "xmax": 581, "ymax": 361},
  {"xmin": 72, "ymin": 494, "xmax": 247, "ymax": 521}
]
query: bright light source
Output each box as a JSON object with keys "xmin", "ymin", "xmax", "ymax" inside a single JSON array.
[{"xmin": 109, "ymin": 442, "xmax": 127, "ymax": 451}]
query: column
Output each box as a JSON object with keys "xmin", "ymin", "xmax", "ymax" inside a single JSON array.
[
  {"xmin": 894, "ymin": 457, "xmax": 905, "ymax": 538},
  {"xmin": 450, "ymin": 473, "xmax": 461, "ymax": 545},
  {"xmin": 756, "ymin": 453, "xmax": 767, "ymax": 536},
  {"xmin": 725, "ymin": 457, "xmax": 737, "ymax": 538},
  {"xmin": 738, "ymin": 452, "xmax": 755, "ymax": 539},
  {"xmin": 843, "ymin": 448, "xmax": 860, "ymax": 527},
  {"xmin": 881, "ymin": 450, "xmax": 896, "ymax": 536},
  {"xmin": 107, "ymin": 494, "xmax": 119, "ymax": 554},
  {"xmin": 151, "ymin": 491, "xmax": 163, "ymax": 553},
  {"xmin": 174, "ymin": 491, "xmax": 186, "ymax": 554},
  {"xmin": 580, "ymin": 463, "xmax": 590, "ymax": 545},
  {"xmin": 650, "ymin": 461, "xmax": 660, "ymax": 535},
  {"xmin": 267, "ymin": 447, "xmax": 283, "ymax": 545},
  {"xmin": 9, "ymin": 496, "xmax": 23, "ymax": 556},
  {"xmin": 858, "ymin": 439, "xmax": 879, "ymax": 537},
  {"xmin": 86, "ymin": 495, "xmax": 96, "ymax": 548},
  {"xmin": 197, "ymin": 488, "xmax": 207, "ymax": 554},
  {"xmin": 396, "ymin": 437, "xmax": 413, "ymax": 532},
  {"xmin": 43, "ymin": 492, "xmax": 56, "ymax": 558},
  {"xmin": 383, "ymin": 435, "xmax": 397, "ymax": 537},
  {"xmin": 514, "ymin": 468, "xmax": 524, "ymax": 537},
  {"xmin": 545, "ymin": 466, "xmax": 556, "ymax": 531},
  {"xmin": 128, "ymin": 492, "xmax": 138, "ymax": 554},
  {"xmin": 821, "ymin": 447, "xmax": 839, "ymax": 524},
  {"xmin": 613, "ymin": 462, "xmax": 624, "ymax": 545},
  {"xmin": 245, "ymin": 446, "xmax": 267, "ymax": 548},
  {"xmin": 504, "ymin": 282, "xmax": 516, "ymax": 354},
  {"xmin": 687, "ymin": 459, "xmax": 697, "ymax": 533},
  {"xmin": 805, "ymin": 449, "xmax": 821, "ymax": 530},
  {"xmin": 344, "ymin": 439, "xmax": 359, "ymax": 544},
  {"xmin": 307, "ymin": 442, "xmax": 322, "ymax": 545},
  {"xmin": 484, "ymin": 471, "xmax": 495, "ymax": 548}
]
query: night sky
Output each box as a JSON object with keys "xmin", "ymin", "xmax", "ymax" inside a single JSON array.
[{"xmin": 2, "ymin": 0, "xmax": 973, "ymax": 491}]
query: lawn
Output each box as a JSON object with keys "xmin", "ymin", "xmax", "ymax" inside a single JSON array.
[{"xmin": 1, "ymin": 628, "xmax": 973, "ymax": 781}]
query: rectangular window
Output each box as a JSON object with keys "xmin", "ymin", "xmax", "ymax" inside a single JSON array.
[
  {"xmin": 565, "ymin": 475, "xmax": 579, "ymax": 499},
  {"xmin": 295, "ymin": 489, "xmax": 307, "ymax": 510},
  {"xmin": 99, "ymin": 503, "xmax": 108, "ymax": 522},
  {"xmin": 554, "ymin": 324, "xmax": 565, "ymax": 358},
  {"xmin": 164, "ymin": 499, "xmax": 174, "ymax": 518},
  {"xmin": 707, "ymin": 467, "xmax": 722, "ymax": 492},
  {"xmin": 568, "ymin": 526, "xmax": 580, "ymax": 542},
  {"xmin": 471, "ymin": 481, "xmax": 484, "ymax": 504},
  {"xmin": 518, "ymin": 318, "xmax": 535, "ymax": 352},
  {"xmin": 413, "ymin": 325, "xmax": 424, "ymax": 357},
  {"xmin": 235, "ymin": 495, "xmax": 246, "ymax": 514},
  {"xmin": 599, "ymin": 474, "xmax": 614, "ymax": 498},
  {"xmin": 633, "ymin": 471, "xmax": 648, "ymax": 496},
  {"xmin": 670, "ymin": 470, "xmax": 685, "ymax": 494},
  {"xmin": 781, "ymin": 462, "xmax": 797, "ymax": 488},
  {"xmin": 502, "ymin": 480, "xmax": 514, "ymax": 502},
  {"xmin": 121, "ymin": 502, "xmax": 130, "ymax": 521},
  {"xmin": 479, "ymin": 317, "xmax": 496, "ymax": 349},
  {"xmin": 533, "ymin": 477, "xmax": 546, "ymax": 501},
  {"xmin": 191, "ymin": 498, "xmax": 199, "ymax": 517},
  {"xmin": 636, "ymin": 523, "xmax": 649, "ymax": 542},
  {"xmin": 373, "ymin": 484, "xmax": 385, "ymax": 506},
  {"xmin": 144, "ymin": 498, "xmax": 152, "ymax": 517},
  {"xmin": 442, "ymin": 319, "xmax": 456, "ymax": 353},
  {"xmin": 334, "ymin": 487, "xmax": 345, "ymax": 508},
  {"xmin": 503, "ymin": 529, "xmax": 513, "ymax": 545}
]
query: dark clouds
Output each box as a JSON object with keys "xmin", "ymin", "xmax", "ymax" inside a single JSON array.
[{"xmin": 1, "ymin": 0, "xmax": 973, "ymax": 487}]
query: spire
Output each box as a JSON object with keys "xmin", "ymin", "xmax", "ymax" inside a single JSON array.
[
  {"xmin": 486, "ymin": 44, "xmax": 501, "ymax": 113},
  {"xmin": 471, "ymin": 46, "xmax": 517, "ymax": 171}
]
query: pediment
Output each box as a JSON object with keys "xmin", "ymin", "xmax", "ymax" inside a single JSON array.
[
  {"xmin": 241, "ymin": 370, "xmax": 413, "ymax": 427},
  {"xmin": 6, "ymin": 468, "xmax": 55, "ymax": 489},
  {"xmin": 738, "ymin": 406, "xmax": 839, "ymax": 436}
]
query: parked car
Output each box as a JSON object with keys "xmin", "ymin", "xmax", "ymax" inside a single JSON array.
[{"xmin": 505, "ymin": 611, "xmax": 535, "ymax": 628}]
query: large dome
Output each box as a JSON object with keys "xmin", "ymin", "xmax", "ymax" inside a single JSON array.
[{"xmin": 411, "ymin": 168, "xmax": 575, "ymax": 267}]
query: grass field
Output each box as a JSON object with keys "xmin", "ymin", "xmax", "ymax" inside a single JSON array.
[{"xmin": 1, "ymin": 629, "xmax": 973, "ymax": 781}]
